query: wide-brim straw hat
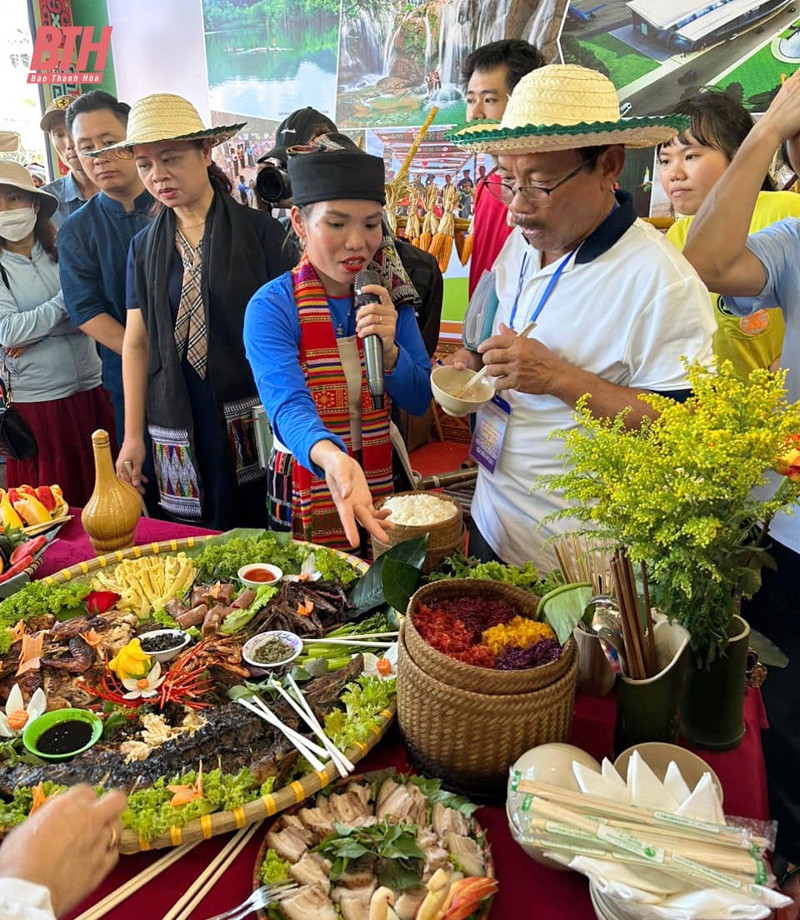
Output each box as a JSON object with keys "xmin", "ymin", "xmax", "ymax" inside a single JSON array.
[
  {"xmin": 89, "ymin": 93, "xmax": 246, "ymax": 158},
  {"xmin": 0, "ymin": 160, "xmax": 57, "ymax": 218},
  {"xmin": 449, "ymin": 64, "xmax": 687, "ymax": 153}
]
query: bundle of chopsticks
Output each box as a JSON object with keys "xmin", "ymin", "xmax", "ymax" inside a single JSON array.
[
  {"xmin": 513, "ymin": 780, "xmax": 783, "ymax": 907},
  {"xmin": 610, "ymin": 547, "xmax": 656, "ymax": 680},
  {"xmin": 552, "ymin": 533, "xmax": 612, "ymax": 595},
  {"xmin": 237, "ymin": 673, "xmax": 354, "ymax": 778}
]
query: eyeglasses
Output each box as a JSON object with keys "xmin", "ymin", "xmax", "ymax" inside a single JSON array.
[{"xmin": 483, "ymin": 150, "xmax": 602, "ymax": 206}]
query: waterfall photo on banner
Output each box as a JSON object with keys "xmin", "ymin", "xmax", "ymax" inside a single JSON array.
[{"xmin": 336, "ymin": 0, "xmax": 567, "ymax": 128}]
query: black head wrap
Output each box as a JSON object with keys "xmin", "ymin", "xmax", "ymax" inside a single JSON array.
[{"xmin": 288, "ymin": 133, "xmax": 386, "ymax": 207}]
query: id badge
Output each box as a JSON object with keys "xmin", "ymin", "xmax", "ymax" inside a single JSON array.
[{"xmin": 469, "ymin": 394, "xmax": 511, "ymax": 474}]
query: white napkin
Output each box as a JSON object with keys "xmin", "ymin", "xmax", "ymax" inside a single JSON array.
[
  {"xmin": 627, "ymin": 751, "xmax": 681, "ymax": 812},
  {"xmin": 663, "ymin": 761, "xmax": 692, "ymax": 805},
  {"xmin": 589, "ymin": 878, "xmax": 787, "ymax": 920},
  {"xmin": 513, "ymin": 755, "xmax": 790, "ymax": 919},
  {"xmin": 675, "ymin": 773, "xmax": 725, "ymax": 826},
  {"xmin": 573, "ymin": 758, "xmax": 631, "ymax": 803}
]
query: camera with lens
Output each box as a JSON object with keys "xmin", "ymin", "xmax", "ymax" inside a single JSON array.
[{"xmin": 256, "ymin": 161, "xmax": 291, "ymax": 205}]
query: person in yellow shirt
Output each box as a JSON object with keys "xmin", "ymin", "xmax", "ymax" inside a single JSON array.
[{"xmin": 658, "ymin": 89, "xmax": 800, "ymax": 375}]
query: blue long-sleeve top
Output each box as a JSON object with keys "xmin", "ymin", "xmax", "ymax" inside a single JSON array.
[{"xmin": 244, "ymin": 271, "xmax": 432, "ymax": 476}]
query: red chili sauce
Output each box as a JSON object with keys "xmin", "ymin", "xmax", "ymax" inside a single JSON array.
[{"xmin": 243, "ymin": 567, "xmax": 277, "ymax": 583}]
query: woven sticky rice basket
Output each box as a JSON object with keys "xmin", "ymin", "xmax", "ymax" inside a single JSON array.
[
  {"xmin": 371, "ymin": 491, "xmax": 463, "ymax": 574},
  {"xmin": 398, "ymin": 624, "xmax": 578, "ymax": 796},
  {"xmin": 405, "ymin": 579, "xmax": 575, "ymax": 695}
]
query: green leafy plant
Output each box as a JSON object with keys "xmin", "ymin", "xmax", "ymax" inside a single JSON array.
[
  {"xmin": 316, "ymin": 819, "xmax": 425, "ymax": 890},
  {"xmin": 540, "ymin": 362, "xmax": 800, "ymax": 667}
]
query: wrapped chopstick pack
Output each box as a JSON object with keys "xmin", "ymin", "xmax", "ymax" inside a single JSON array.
[{"xmin": 507, "ymin": 751, "xmax": 789, "ymax": 919}]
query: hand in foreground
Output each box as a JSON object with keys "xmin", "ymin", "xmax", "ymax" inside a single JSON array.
[
  {"xmin": 4, "ymin": 347, "xmax": 28, "ymax": 360},
  {"xmin": 115, "ymin": 438, "xmax": 148, "ymax": 495},
  {"xmin": 0, "ymin": 786, "xmax": 126, "ymax": 917},
  {"xmin": 447, "ymin": 347, "xmax": 482, "ymax": 372},
  {"xmin": 477, "ymin": 323, "xmax": 566, "ymax": 395},
  {"xmin": 320, "ymin": 449, "xmax": 393, "ymax": 548},
  {"xmin": 355, "ymin": 283, "xmax": 399, "ymax": 369},
  {"xmin": 759, "ymin": 68, "xmax": 800, "ymax": 142}
]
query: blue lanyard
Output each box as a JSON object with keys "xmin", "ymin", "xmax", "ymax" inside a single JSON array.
[{"xmin": 509, "ymin": 249, "xmax": 574, "ymax": 330}]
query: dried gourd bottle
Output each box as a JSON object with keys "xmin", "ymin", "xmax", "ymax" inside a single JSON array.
[{"xmin": 81, "ymin": 429, "xmax": 142, "ymax": 554}]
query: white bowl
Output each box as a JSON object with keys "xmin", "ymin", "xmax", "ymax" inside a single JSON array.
[
  {"xmin": 137, "ymin": 629, "xmax": 191, "ymax": 664},
  {"xmin": 238, "ymin": 563, "xmax": 283, "ymax": 589},
  {"xmin": 613, "ymin": 742, "xmax": 723, "ymax": 805},
  {"xmin": 242, "ymin": 630, "xmax": 303, "ymax": 677},
  {"xmin": 431, "ymin": 365, "xmax": 494, "ymax": 417},
  {"xmin": 507, "ymin": 743, "xmax": 602, "ymax": 870}
]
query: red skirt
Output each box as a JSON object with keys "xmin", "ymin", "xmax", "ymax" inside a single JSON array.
[{"xmin": 5, "ymin": 386, "xmax": 117, "ymax": 507}]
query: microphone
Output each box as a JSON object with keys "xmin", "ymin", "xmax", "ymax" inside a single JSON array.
[{"xmin": 354, "ymin": 269, "xmax": 385, "ymax": 410}]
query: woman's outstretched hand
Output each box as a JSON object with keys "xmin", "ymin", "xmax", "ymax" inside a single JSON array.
[{"xmin": 310, "ymin": 440, "xmax": 393, "ymax": 548}]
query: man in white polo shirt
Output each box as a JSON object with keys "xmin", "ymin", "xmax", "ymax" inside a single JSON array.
[{"xmin": 448, "ymin": 64, "xmax": 716, "ymax": 569}]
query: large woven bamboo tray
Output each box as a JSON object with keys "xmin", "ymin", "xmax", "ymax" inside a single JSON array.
[{"xmin": 40, "ymin": 536, "xmax": 397, "ymax": 854}]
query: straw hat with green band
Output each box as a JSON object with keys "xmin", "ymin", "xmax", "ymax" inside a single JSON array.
[
  {"xmin": 448, "ymin": 64, "xmax": 689, "ymax": 153},
  {"xmin": 88, "ymin": 93, "xmax": 245, "ymax": 158}
]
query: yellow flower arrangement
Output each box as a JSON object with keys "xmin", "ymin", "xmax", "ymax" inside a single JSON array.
[{"xmin": 540, "ymin": 361, "xmax": 800, "ymax": 667}]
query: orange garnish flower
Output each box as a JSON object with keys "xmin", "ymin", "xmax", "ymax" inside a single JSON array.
[
  {"xmin": 79, "ymin": 629, "xmax": 103, "ymax": 648},
  {"xmin": 168, "ymin": 762, "xmax": 204, "ymax": 808},
  {"xmin": 16, "ymin": 632, "xmax": 44, "ymax": 677},
  {"xmin": 296, "ymin": 599, "xmax": 315, "ymax": 617}
]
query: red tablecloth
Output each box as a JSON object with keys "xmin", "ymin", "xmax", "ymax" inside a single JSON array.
[{"xmin": 43, "ymin": 515, "xmax": 769, "ymax": 920}]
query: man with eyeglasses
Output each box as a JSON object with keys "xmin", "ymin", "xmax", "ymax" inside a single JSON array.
[{"xmin": 448, "ymin": 65, "xmax": 715, "ymax": 569}]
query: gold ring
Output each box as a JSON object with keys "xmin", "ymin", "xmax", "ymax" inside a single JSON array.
[{"xmin": 109, "ymin": 827, "xmax": 118, "ymax": 850}]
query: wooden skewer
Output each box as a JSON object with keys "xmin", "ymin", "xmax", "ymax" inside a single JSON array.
[
  {"xmin": 519, "ymin": 808, "xmax": 759, "ymax": 874},
  {"xmin": 303, "ymin": 637, "xmax": 395, "ymax": 648},
  {"xmin": 515, "ymin": 780, "xmax": 767, "ymax": 849},
  {"xmin": 516, "ymin": 831, "xmax": 760, "ymax": 887},
  {"xmin": 76, "ymin": 843, "xmax": 199, "ymax": 920},
  {"xmin": 522, "ymin": 797, "xmax": 775, "ymax": 899},
  {"xmin": 453, "ymin": 319, "xmax": 538, "ymax": 399},
  {"xmin": 237, "ymin": 698, "xmax": 328, "ymax": 770},
  {"xmin": 162, "ymin": 823, "xmax": 261, "ymax": 920},
  {"xmin": 611, "ymin": 555, "xmax": 644, "ymax": 679},
  {"xmin": 640, "ymin": 560, "xmax": 657, "ymax": 675}
]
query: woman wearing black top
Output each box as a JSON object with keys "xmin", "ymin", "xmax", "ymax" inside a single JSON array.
[{"xmin": 97, "ymin": 93, "xmax": 290, "ymax": 528}]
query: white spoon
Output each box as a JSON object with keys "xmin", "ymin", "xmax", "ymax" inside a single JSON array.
[{"xmin": 453, "ymin": 319, "xmax": 538, "ymax": 399}]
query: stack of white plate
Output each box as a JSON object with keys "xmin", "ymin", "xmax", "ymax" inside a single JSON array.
[{"xmin": 589, "ymin": 883, "xmax": 625, "ymax": 920}]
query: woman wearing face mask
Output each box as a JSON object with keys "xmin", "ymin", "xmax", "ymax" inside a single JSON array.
[
  {"xmin": 244, "ymin": 135, "xmax": 432, "ymax": 551},
  {"xmin": 105, "ymin": 94, "xmax": 289, "ymax": 529},
  {"xmin": 0, "ymin": 161, "xmax": 115, "ymax": 503}
]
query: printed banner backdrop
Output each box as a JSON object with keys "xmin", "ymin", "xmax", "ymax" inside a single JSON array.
[
  {"xmin": 31, "ymin": 0, "xmax": 116, "ymax": 178},
  {"xmin": 562, "ymin": 1, "xmax": 800, "ymax": 116},
  {"xmin": 27, "ymin": 0, "xmax": 800, "ymax": 321}
]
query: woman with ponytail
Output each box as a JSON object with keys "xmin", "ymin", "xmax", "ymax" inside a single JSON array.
[{"xmin": 101, "ymin": 94, "xmax": 290, "ymax": 528}]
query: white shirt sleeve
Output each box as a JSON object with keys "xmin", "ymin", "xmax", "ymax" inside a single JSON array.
[
  {"xmin": 0, "ymin": 878, "xmax": 56, "ymax": 920},
  {"xmin": 624, "ymin": 273, "xmax": 716, "ymax": 391}
]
